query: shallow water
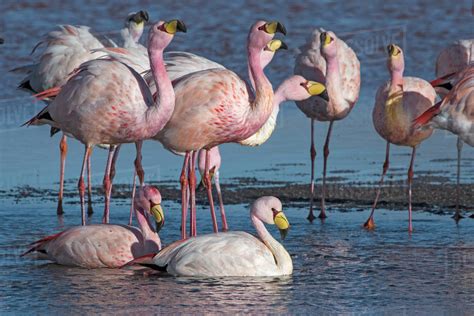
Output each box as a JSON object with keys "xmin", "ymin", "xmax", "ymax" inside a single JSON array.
[{"xmin": 1, "ymin": 0, "xmax": 474, "ymax": 314}]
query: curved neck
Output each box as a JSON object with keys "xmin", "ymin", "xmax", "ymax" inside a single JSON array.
[
  {"xmin": 389, "ymin": 68, "xmax": 404, "ymax": 93},
  {"xmin": 134, "ymin": 207, "xmax": 161, "ymax": 250},
  {"xmin": 325, "ymin": 54, "xmax": 344, "ymax": 105},
  {"xmin": 250, "ymin": 213, "xmax": 292, "ymax": 275},
  {"xmin": 143, "ymin": 49, "xmax": 175, "ymax": 138}
]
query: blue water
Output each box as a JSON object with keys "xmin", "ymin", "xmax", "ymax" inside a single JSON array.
[{"xmin": 1, "ymin": 0, "xmax": 473, "ymax": 314}]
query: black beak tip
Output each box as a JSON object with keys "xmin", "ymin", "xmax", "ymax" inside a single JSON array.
[
  {"xmin": 277, "ymin": 22, "xmax": 287, "ymax": 35},
  {"xmin": 280, "ymin": 41, "xmax": 289, "ymax": 50},
  {"xmin": 140, "ymin": 10, "xmax": 149, "ymax": 22},
  {"xmin": 177, "ymin": 20, "xmax": 187, "ymax": 33},
  {"xmin": 320, "ymin": 89, "xmax": 330, "ymax": 102},
  {"xmin": 0, "ymin": 38, "xmax": 4, "ymax": 45}
]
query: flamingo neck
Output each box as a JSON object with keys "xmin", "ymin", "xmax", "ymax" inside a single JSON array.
[
  {"xmin": 135, "ymin": 207, "xmax": 162, "ymax": 250},
  {"xmin": 144, "ymin": 49, "xmax": 175, "ymax": 138},
  {"xmin": 250, "ymin": 213, "xmax": 292, "ymax": 275},
  {"xmin": 325, "ymin": 54, "xmax": 344, "ymax": 106},
  {"xmin": 389, "ymin": 68, "xmax": 404, "ymax": 93}
]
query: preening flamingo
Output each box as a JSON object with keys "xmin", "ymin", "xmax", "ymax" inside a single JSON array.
[
  {"xmin": 414, "ymin": 64, "xmax": 474, "ymax": 220},
  {"xmin": 22, "ymin": 185, "xmax": 164, "ymax": 269},
  {"xmin": 294, "ymin": 29, "xmax": 360, "ymax": 222},
  {"xmin": 126, "ymin": 196, "xmax": 292, "ymax": 277},
  {"xmin": 14, "ymin": 11, "xmax": 150, "ymax": 216},
  {"xmin": 25, "ymin": 20, "xmax": 186, "ymax": 225},
  {"xmin": 428, "ymin": 39, "xmax": 473, "ymax": 221},
  {"xmin": 153, "ymin": 20, "xmax": 289, "ymax": 240},
  {"xmin": 363, "ymin": 44, "xmax": 436, "ymax": 232}
]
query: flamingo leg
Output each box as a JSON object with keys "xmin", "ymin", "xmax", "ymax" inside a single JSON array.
[
  {"xmin": 407, "ymin": 146, "xmax": 416, "ymax": 233},
  {"xmin": 364, "ymin": 141, "xmax": 390, "ymax": 229},
  {"xmin": 453, "ymin": 137, "xmax": 464, "ymax": 223},
  {"xmin": 129, "ymin": 169, "xmax": 137, "ymax": 226},
  {"xmin": 78, "ymin": 145, "xmax": 92, "ymax": 226},
  {"xmin": 204, "ymin": 149, "xmax": 219, "ymax": 233},
  {"xmin": 320, "ymin": 121, "xmax": 334, "ymax": 220},
  {"xmin": 102, "ymin": 145, "xmax": 117, "ymax": 224},
  {"xmin": 214, "ymin": 170, "xmax": 228, "ymax": 231},
  {"xmin": 86, "ymin": 153, "xmax": 93, "ymax": 215},
  {"xmin": 307, "ymin": 119, "xmax": 316, "ymax": 222},
  {"xmin": 134, "ymin": 141, "xmax": 144, "ymax": 186},
  {"xmin": 189, "ymin": 151, "xmax": 197, "ymax": 237},
  {"xmin": 57, "ymin": 134, "xmax": 67, "ymax": 215},
  {"xmin": 109, "ymin": 145, "xmax": 121, "ymax": 183},
  {"xmin": 180, "ymin": 153, "xmax": 190, "ymax": 239}
]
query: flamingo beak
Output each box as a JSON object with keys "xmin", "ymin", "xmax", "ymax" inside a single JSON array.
[
  {"xmin": 150, "ymin": 203, "xmax": 165, "ymax": 233},
  {"xmin": 301, "ymin": 81, "xmax": 329, "ymax": 101},
  {"xmin": 274, "ymin": 211, "xmax": 290, "ymax": 241},
  {"xmin": 264, "ymin": 39, "xmax": 288, "ymax": 52},
  {"xmin": 387, "ymin": 44, "xmax": 401, "ymax": 57},
  {"xmin": 259, "ymin": 21, "xmax": 287, "ymax": 35},
  {"xmin": 164, "ymin": 20, "xmax": 187, "ymax": 34}
]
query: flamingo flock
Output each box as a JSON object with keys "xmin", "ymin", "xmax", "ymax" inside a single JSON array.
[{"xmin": 14, "ymin": 12, "xmax": 472, "ymax": 276}]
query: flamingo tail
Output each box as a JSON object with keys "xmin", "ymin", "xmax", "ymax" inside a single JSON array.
[
  {"xmin": 21, "ymin": 231, "xmax": 64, "ymax": 257},
  {"xmin": 413, "ymin": 100, "xmax": 442, "ymax": 128},
  {"xmin": 120, "ymin": 253, "xmax": 165, "ymax": 270}
]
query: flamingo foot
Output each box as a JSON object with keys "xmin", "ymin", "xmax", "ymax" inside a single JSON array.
[
  {"xmin": 469, "ymin": 213, "xmax": 474, "ymax": 219},
  {"xmin": 318, "ymin": 210, "xmax": 327, "ymax": 220},
  {"xmin": 307, "ymin": 211, "xmax": 315, "ymax": 223},
  {"xmin": 363, "ymin": 217, "xmax": 375, "ymax": 230},
  {"xmin": 452, "ymin": 212, "xmax": 464, "ymax": 223},
  {"xmin": 56, "ymin": 200, "xmax": 64, "ymax": 215},
  {"xmin": 87, "ymin": 200, "xmax": 94, "ymax": 215}
]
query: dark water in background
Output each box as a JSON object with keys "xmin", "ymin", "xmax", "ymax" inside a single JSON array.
[{"xmin": 1, "ymin": 0, "xmax": 474, "ymax": 314}]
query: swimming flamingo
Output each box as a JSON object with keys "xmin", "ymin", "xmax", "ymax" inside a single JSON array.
[
  {"xmin": 126, "ymin": 196, "xmax": 292, "ymax": 277},
  {"xmin": 363, "ymin": 44, "xmax": 436, "ymax": 232},
  {"xmin": 429, "ymin": 39, "xmax": 473, "ymax": 221},
  {"xmin": 14, "ymin": 11, "xmax": 150, "ymax": 216},
  {"xmin": 414, "ymin": 64, "xmax": 474, "ymax": 220},
  {"xmin": 294, "ymin": 29, "xmax": 360, "ymax": 222},
  {"xmin": 25, "ymin": 20, "xmax": 186, "ymax": 225},
  {"xmin": 22, "ymin": 185, "xmax": 164, "ymax": 269}
]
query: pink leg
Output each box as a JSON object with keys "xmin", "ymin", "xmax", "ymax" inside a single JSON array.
[
  {"xmin": 102, "ymin": 145, "xmax": 117, "ymax": 224},
  {"xmin": 364, "ymin": 141, "xmax": 390, "ymax": 229},
  {"xmin": 308, "ymin": 119, "xmax": 316, "ymax": 222},
  {"xmin": 109, "ymin": 145, "xmax": 121, "ymax": 183},
  {"xmin": 78, "ymin": 146, "xmax": 92, "ymax": 226},
  {"xmin": 134, "ymin": 141, "xmax": 144, "ymax": 186},
  {"xmin": 204, "ymin": 149, "xmax": 219, "ymax": 233},
  {"xmin": 86, "ymin": 153, "xmax": 93, "ymax": 215},
  {"xmin": 57, "ymin": 134, "xmax": 67, "ymax": 215},
  {"xmin": 129, "ymin": 169, "xmax": 137, "ymax": 226},
  {"xmin": 453, "ymin": 137, "xmax": 464, "ymax": 223},
  {"xmin": 407, "ymin": 146, "xmax": 416, "ymax": 233},
  {"xmin": 320, "ymin": 121, "xmax": 334, "ymax": 220},
  {"xmin": 214, "ymin": 170, "xmax": 228, "ymax": 231},
  {"xmin": 189, "ymin": 151, "xmax": 197, "ymax": 236},
  {"xmin": 180, "ymin": 153, "xmax": 190, "ymax": 240}
]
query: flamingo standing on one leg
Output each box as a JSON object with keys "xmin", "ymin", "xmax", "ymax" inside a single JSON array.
[
  {"xmin": 125, "ymin": 196, "xmax": 292, "ymax": 277},
  {"xmin": 430, "ymin": 39, "xmax": 473, "ymax": 221},
  {"xmin": 414, "ymin": 64, "xmax": 474, "ymax": 219},
  {"xmin": 294, "ymin": 29, "xmax": 360, "ymax": 222},
  {"xmin": 25, "ymin": 20, "xmax": 186, "ymax": 225},
  {"xmin": 22, "ymin": 185, "xmax": 164, "ymax": 268},
  {"xmin": 363, "ymin": 44, "xmax": 436, "ymax": 232},
  {"xmin": 13, "ymin": 11, "xmax": 150, "ymax": 216}
]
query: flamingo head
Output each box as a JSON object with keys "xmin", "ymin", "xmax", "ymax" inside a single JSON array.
[
  {"xmin": 148, "ymin": 19, "xmax": 187, "ymax": 52},
  {"xmin": 261, "ymin": 39, "xmax": 288, "ymax": 68},
  {"xmin": 126, "ymin": 10, "xmax": 149, "ymax": 43},
  {"xmin": 386, "ymin": 43, "xmax": 405, "ymax": 73},
  {"xmin": 278, "ymin": 75, "xmax": 329, "ymax": 102},
  {"xmin": 320, "ymin": 31, "xmax": 338, "ymax": 59},
  {"xmin": 134, "ymin": 185, "xmax": 165, "ymax": 233},
  {"xmin": 249, "ymin": 20, "xmax": 286, "ymax": 52},
  {"xmin": 251, "ymin": 196, "xmax": 290, "ymax": 240}
]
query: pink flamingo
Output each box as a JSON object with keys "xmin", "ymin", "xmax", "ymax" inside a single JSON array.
[
  {"xmin": 14, "ymin": 11, "xmax": 150, "ymax": 216},
  {"xmin": 22, "ymin": 185, "xmax": 164, "ymax": 269},
  {"xmin": 25, "ymin": 20, "xmax": 186, "ymax": 225},
  {"xmin": 294, "ymin": 29, "xmax": 361, "ymax": 222},
  {"xmin": 153, "ymin": 21, "xmax": 290, "ymax": 240},
  {"xmin": 429, "ymin": 39, "xmax": 473, "ymax": 221},
  {"xmin": 363, "ymin": 44, "xmax": 436, "ymax": 232},
  {"xmin": 414, "ymin": 64, "xmax": 474, "ymax": 221}
]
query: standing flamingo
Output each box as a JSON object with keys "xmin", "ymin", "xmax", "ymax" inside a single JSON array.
[
  {"xmin": 294, "ymin": 29, "xmax": 360, "ymax": 222},
  {"xmin": 430, "ymin": 39, "xmax": 473, "ymax": 221},
  {"xmin": 153, "ymin": 21, "xmax": 293, "ymax": 240},
  {"xmin": 22, "ymin": 185, "xmax": 164, "ymax": 269},
  {"xmin": 363, "ymin": 44, "xmax": 436, "ymax": 232},
  {"xmin": 25, "ymin": 20, "xmax": 186, "ymax": 225},
  {"xmin": 414, "ymin": 64, "xmax": 474, "ymax": 220},
  {"xmin": 14, "ymin": 11, "xmax": 150, "ymax": 216},
  {"xmin": 126, "ymin": 196, "xmax": 292, "ymax": 277}
]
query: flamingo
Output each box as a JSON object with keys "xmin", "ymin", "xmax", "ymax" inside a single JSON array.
[
  {"xmin": 14, "ymin": 11, "xmax": 150, "ymax": 216},
  {"xmin": 363, "ymin": 44, "xmax": 436, "ymax": 232},
  {"xmin": 414, "ymin": 64, "xmax": 474, "ymax": 220},
  {"xmin": 22, "ymin": 185, "xmax": 164, "ymax": 269},
  {"xmin": 126, "ymin": 196, "xmax": 292, "ymax": 277},
  {"xmin": 294, "ymin": 29, "xmax": 361, "ymax": 222},
  {"xmin": 25, "ymin": 20, "xmax": 187, "ymax": 225},
  {"xmin": 429, "ymin": 39, "xmax": 473, "ymax": 221},
  {"xmin": 152, "ymin": 20, "xmax": 294, "ymax": 240}
]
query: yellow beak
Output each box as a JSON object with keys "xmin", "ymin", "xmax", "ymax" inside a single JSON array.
[{"xmin": 164, "ymin": 19, "xmax": 187, "ymax": 34}]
